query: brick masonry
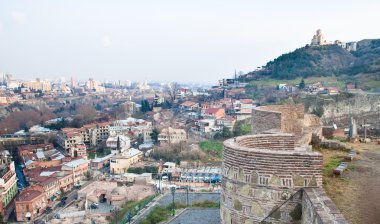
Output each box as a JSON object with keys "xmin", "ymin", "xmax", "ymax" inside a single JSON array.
[{"xmin": 221, "ymin": 134, "xmax": 323, "ymax": 224}]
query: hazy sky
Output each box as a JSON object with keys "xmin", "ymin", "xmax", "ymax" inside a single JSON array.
[{"xmin": 1, "ymin": 0, "xmax": 380, "ymax": 84}]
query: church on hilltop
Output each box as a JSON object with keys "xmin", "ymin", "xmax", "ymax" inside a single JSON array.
[{"xmin": 310, "ymin": 29, "xmax": 357, "ymax": 51}]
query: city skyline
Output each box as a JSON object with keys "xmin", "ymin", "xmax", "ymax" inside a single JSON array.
[{"xmin": 1, "ymin": 0, "xmax": 380, "ymax": 83}]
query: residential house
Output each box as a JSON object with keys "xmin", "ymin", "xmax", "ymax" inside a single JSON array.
[
  {"xmin": 106, "ymin": 135, "xmax": 131, "ymax": 149},
  {"xmin": 158, "ymin": 127, "xmax": 187, "ymax": 145},
  {"xmin": 90, "ymin": 154, "xmax": 114, "ymax": 170},
  {"xmin": 15, "ymin": 185, "xmax": 47, "ymax": 222},
  {"xmin": 202, "ymin": 108, "xmax": 226, "ymax": 119},
  {"xmin": 57, "ymin": 128, "xmax": 83, "ymax": 150},
  {"xmin": 179, "ymin": 101, "xmax": 199, "ymax": 111},
  {"xmin": 39, "ymin": 177, "xmax": 60, "ymax": 202},
  {"xmin": 61, "ymin": 159, "xmax": 89, "ymax": 184},
  {"xmin": 110, "ymin": 149, "xmax": 143, "ymax": 174},
  {"xmin": 68, "ymin": 143, "xmax": 87, "ymax": 159}
]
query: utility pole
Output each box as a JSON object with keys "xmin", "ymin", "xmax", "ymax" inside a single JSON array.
[
  {"xmin": 170, "ymin": 186, "xmax": 176, "ymax": 216},
  {"xmin": 186, "ymin": 185, "xmax": 189, "ymax": 206},
  {"xmin": 362, "ymin": 123, "xmax": 371, "ymax": 139}
]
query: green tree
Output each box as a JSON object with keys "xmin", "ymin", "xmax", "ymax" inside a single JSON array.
[
  {"xmin": 299, "ymin": 79, "xmax": 305, "ymax": 89},
  {"xmin": 140, "ymin": 100, "xmax": 151, "ymax": 113},
  {"xmin": 150, "ymin": 128, "xmax": 160, "ymax": 144},
  {"xmin": 233, "ymin": 120, "xmax": 251, "ymax": 137},
  {"xmin": 117, "ymin": 136, "xmax": 121, "ymax": 153}
]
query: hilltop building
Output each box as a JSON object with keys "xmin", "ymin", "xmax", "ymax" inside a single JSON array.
[{"xmin": 311, "ymin": 29, "xmax": 328, "ymax": 46}]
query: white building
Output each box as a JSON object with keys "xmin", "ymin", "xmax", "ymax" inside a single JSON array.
[{"xmin": 106, "ymin": 135, "xmax": 131, "ymax": 149}]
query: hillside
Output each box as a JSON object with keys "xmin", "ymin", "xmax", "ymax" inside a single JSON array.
[{"xmin": 247, "ymin": 39, "xmax": 380, "ymax": 81}]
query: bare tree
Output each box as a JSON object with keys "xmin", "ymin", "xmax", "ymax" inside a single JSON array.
[{"xmin": 165, "ymin": 82, "xmax": 180, "ymax": 103}]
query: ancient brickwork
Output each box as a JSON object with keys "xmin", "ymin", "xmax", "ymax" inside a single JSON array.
[
  {"xmin": 251, "ymin": 108, "xmax": 282, "ymax": 135},
  {"xmin": 252, "ymin": 105, "xmax": 305, "ymax": 136},
  {"xmin": 262, "ymin": 188, "xmax": 347, "ymax": 224},
  {"xmin": 221, "ymin": 134, "xmax": 323, "ymax": 224}
]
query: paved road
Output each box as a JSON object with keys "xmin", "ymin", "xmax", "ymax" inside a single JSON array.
[
  {"xmin": 34, "ymin": 180, "xmax": 94, "ymax": 224},
  {"xmin": 158, "ymin": 192, "xmax": 220, "ymax": 207},
  {"xmin": 132, "ymin": 192, "xmax": 220, "ymax": 224}
]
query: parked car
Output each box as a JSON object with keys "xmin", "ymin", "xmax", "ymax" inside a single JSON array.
[
  {"xmin": 211, "ymin": 174, "xmax": 221, "ymax": 183},
  {"xmin": 45, "ymin": 207, "xmax": 53, "ymax": 214},
  {"xmin": 204, "ymin": 174, "xmax": 211, "ymax": 183},
  {"xmin": 58, "ymin": 201, "xmax": 66, "ymax": 207},
  {"xmin": 61, "ymin": 196, "xmax": 68, "ymax": 202},
  {"xmin": 90, "ymin": 203, "xmax": 98, "ymax": 209}
]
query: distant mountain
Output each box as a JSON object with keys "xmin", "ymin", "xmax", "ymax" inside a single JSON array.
[{"xmin": 246, "ymin": 39, "xmax": 380, "ymax": 80}]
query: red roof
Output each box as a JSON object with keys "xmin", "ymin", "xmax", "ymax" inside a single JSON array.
[{"xmin": 205, "ymin": 108, "xmax": 224, "ymax": 114}]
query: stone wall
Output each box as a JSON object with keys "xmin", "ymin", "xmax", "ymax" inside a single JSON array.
[
  {"xmin": 261, "ymin": 188, "xmax": 347, "ymax": 224},
  {"xmin": 252, "ymin": 104, "xmax": 306, "ymax": 135},
  {"xmin": 251, "ymin": 108, "xmax": 282, "ymax": 135},
  {"xmin": 221, "ymin": 135, "xmax": 323, "ymax": 224}
]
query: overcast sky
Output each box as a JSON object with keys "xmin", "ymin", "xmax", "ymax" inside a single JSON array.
[{"xmin": 1, "ymin": 0, "xmax": 380, "ymax": 84}]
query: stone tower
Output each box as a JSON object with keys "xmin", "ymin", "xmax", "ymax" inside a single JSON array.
[
  {"xmin": 311, "ymin": 29, "xmax": 328, "ymax": 46},
  {"xmin": 221, "ymin": 133, "xmax": 323, "ymax": 223}
]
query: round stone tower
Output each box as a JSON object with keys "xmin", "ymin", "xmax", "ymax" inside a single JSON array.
[{"xmin": 221, "ymin": 133, "xmax": 323, "ymax": 224}]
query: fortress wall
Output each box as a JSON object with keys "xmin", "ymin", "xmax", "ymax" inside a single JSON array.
[{"xmin": 221, "ymin": 135, "xmax": 323, "ymax": 224}]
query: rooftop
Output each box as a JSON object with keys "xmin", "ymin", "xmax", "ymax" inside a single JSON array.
[{"xmin": 16, "ymin": 189, "xmax": 43, "ymax": 202}]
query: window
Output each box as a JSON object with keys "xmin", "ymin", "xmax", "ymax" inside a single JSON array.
[
  {"xmin": 281, "ymin": 178, "xmax": 293, "ymax": 188},
  {"xmin": 304, "ymin": 179, "xmax": 310, "ymax": 187},
  {"xmin": 243, "ymin": 206, "xmax": 251, "ymax": 214},
  {"xmin": 233, "ymin": 172, "xmax": 238, "ymax": 180},
  {"xmin": 259, "ymin": 176, "xmax": 269, "ymax": 185},
  {"xmin": 245, "ymin": 174, "xmax": 251, "ymax": 183}
]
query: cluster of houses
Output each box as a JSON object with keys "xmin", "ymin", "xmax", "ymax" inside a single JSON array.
[
  {"xmin": 278, "ymin": 81, "xmax": 361, "ymax": 95},
  {"xmin": 178, "ymin": 98, "xmax": 255, "ymax": 138},
  {"xmin": 14, "ymin": 143, "xmax": 89, "ymax": 221}
]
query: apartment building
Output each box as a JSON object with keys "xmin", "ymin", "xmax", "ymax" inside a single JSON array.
[
  {"xmin": 158, "ymin": 127, "xmax": 187, "ymax": 145},
  {"xmin": 0, "ymin": 155, "xmax": 18, "ymax": 221}
]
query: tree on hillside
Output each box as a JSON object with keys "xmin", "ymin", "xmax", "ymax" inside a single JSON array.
[
  {"xmin": 140, "ymin": 100, "xmax": 151, "ymax": 113},
  {"xmin": 117, "ymin": 136, "xmax": 121, "ymax": 153},
  {"xmin": 165, "ymin": 82, "xmax": 180, "ymax": 103},
  {"xmin": 76, "ymin": 104, "xmax": 97, "ymax": 124},
  {"xmin": 150, "ymin": 128, "xmax": 160, "ymax": 144},
  {"xmin": 299, "ymin": 79, "xmax": 305, "ymax": 89}
]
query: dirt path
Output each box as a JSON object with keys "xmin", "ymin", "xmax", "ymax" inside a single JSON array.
[
  {"xmin": 322, "ymin": 142, "xmax": 380, "ymax": 224},
  {"xmin": 349, "ymin": 150, "xmax": 380, "ymax": 224}
]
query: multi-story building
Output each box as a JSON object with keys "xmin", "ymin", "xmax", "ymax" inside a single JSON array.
[
  {"xmin": 106, "ymin": 135, "xmax": 131, "ymax": 149},
  {"xmin": 110, "ymin": 148, "xmax": 143, "ymax": 174},
  {"xmin": 56, "ymin": 172, "xmax": 74, "ymax": 193},
  {"xmin": 39, "ymin": 177, "xmax": 60, "ymax": 202},
  {"xmin": 158, "ymin": 127, "xmax": 187, "ymax": 145},
  {"xmin": 15, "ymin": 185, "xmax": 47, "ymax": 222},
  {"xmin": 110, "ymin": 118, "xmax": 152, "ymax": 142},
  {"xmin": 0, "ymin": 155, "xmax": 18, "ymax": 221},
  {"xmin": 68, "ymin": 143, "xmax": 87, "ymax": 159},
  {"xmin": 61, "ymin": 159, "xmax": 89, "ymax": 184},
  {"xmin": 22, "ymin": 78, "xmax": 52, "ymax": 92},
  {"xmin": 58, "ymin": 128, "xmax": 84, "ymax": 150},
  {"xmin": 82, "ymin": 122, "xmax": 110, "ymax": 147},
  {"xmin": 58, "ymin": 122, "xmax": 110, "ymax": 149}
]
